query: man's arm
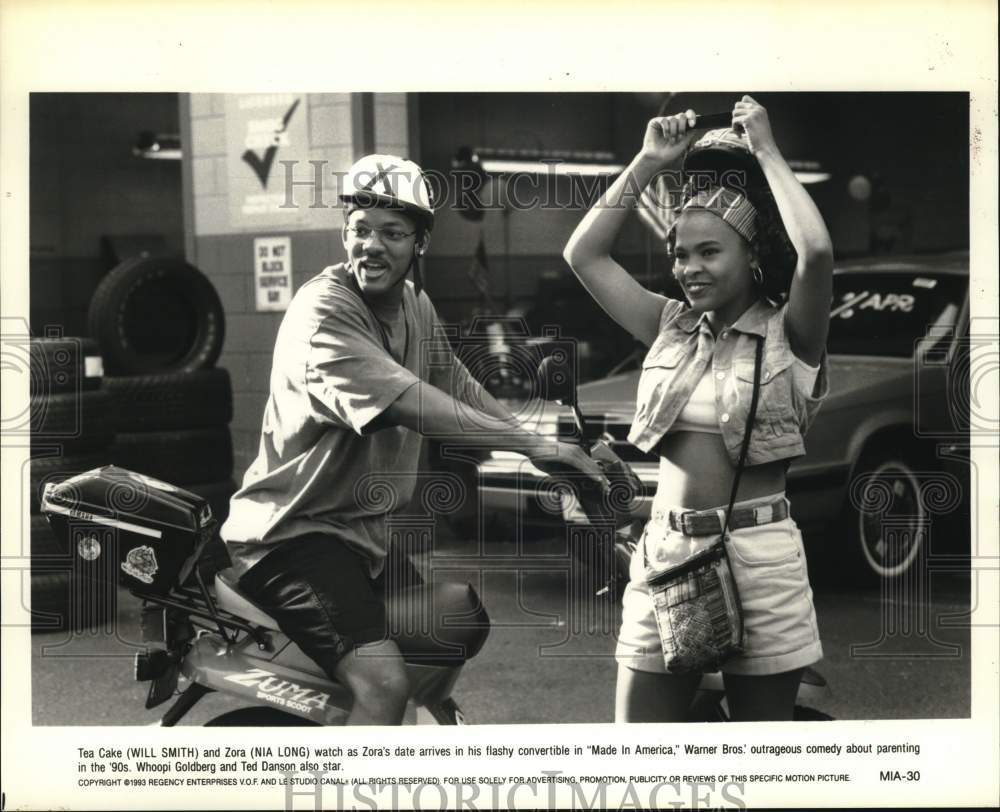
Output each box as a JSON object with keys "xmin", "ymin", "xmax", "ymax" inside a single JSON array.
[
  {"xmin": 423, "ymin": 304, "xmax": 516, "ymax": 423},
  {"xmin": 308, "ymin": 292, "xmax": 605, "ymax": 487},
  {"xmin": 383, "ymin": 381, "xmax": 606, "ymax": 487}
]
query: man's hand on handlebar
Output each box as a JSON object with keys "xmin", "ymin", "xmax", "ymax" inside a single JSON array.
[{"xmin": 527, "ymin": 441, "xmax": 610, "ymax": 495}]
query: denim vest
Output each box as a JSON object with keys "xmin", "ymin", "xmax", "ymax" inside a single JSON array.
[{"xmin": 627, "ymin": 298, "xmax": 829, "ymax": 466}]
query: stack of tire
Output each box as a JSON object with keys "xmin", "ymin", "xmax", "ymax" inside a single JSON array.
[
  {"xmin": 29, "ymin": 336, "xmax": 118, "ymax": 632},
  {"xmin": 29, "ymin": 255, "xmax": 236, "ymax": 633},
  {"xmin": 91, "ymin": 256, "xmax": 238, "ymax": 576}
]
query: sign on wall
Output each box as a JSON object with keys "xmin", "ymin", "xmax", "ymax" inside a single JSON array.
[
  {"xmin": 226, "ymin": 94, "xmax": 310, "ymax": 229},
  {"xmin": 254, "ymin": 236, "xmax": 293, "ymax": 311}
]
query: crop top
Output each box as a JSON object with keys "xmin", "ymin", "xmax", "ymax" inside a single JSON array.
[
  {"xmin": 628, "ymin": 297, "xmax": 831, "ymax": 465},
  {"xmin": 669, "ymin": 355, "xmax": 821, "ymax": 435}
]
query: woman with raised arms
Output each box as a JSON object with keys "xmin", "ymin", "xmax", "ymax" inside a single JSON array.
[{"xmin": 563, "ymin": 96, "xmax": 834, "ymax": 721}]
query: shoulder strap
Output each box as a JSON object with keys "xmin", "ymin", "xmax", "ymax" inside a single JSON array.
[{"xmin": 723, "ymin": 335, "xmax": 763, "ymax": 536}]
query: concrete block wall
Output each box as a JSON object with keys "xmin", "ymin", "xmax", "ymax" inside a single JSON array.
[
  {"xmin": 183, "ymin": 93, "xmax": 404, "ymax": 475},
  {"xmin": 30, "ymin": 93, "xmax": 184, "ymax": 336}
]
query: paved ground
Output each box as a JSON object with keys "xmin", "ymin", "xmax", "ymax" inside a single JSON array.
[{"xmin": 28, "ymin": 533, "xmax": 972, "ymax": 726}]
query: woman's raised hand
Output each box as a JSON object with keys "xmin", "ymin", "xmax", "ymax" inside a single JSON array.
[
  {"xmin": 732, "ymin": 95, "xmax": 777, "ymax": 156},
  {"xmin": 640, "ymin": 110, "xmax": 698, "ymax": 166}
]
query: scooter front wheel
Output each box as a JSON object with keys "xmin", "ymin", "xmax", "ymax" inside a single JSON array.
[
  {"xmin": 793, "ymin": 705, "xmax": 834, "ymax": 721},
  {"xmin": 205, "ymin": 707, "xmax": 321, "ymax": 726},
  {"xmin": 686, "ymin": 697, "xmax": 834, "ymax": 722}
]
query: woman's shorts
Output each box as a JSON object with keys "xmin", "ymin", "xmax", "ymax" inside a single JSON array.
[{"xmin": 615, "ymin": 493, "xmax": 823, "ymax": 676}]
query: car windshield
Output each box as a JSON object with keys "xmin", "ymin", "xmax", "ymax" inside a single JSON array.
[{"xmin": 827, "ymin": 271, "xmax": 967, "ymax": 358}]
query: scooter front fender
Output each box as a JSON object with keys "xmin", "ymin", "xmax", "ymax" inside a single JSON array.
[
  {"xmin": 182, "ymin": 633, "xmax": 468, "ymax": 725},
  {"xmin": 182, "ymin": 634, "xmax": 350, "ymax": 725}
]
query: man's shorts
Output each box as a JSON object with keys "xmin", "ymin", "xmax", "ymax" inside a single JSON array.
[
  {"xmin": 615, "ymin": 493, "xmax": 823, "ymax": 676},
  {"xmin": 237, "ymin": 534, "xmax": 410, "ymax": 678}
]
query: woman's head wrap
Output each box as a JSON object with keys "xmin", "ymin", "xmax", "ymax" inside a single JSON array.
[{"xmin": 670, "ymin": 186, "xmax": 759, "ymax": 244}]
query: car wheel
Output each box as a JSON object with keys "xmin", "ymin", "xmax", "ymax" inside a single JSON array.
[{"xmin": 845, "ymin": 452, "xmax": 928, "ymax": 586}]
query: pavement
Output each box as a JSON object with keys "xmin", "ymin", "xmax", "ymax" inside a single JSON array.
[{"xmin": 27, "ymin": 533, "xmax": 972, "ymax": 726}]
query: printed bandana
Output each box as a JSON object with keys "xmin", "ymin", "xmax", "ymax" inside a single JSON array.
[{"xmin": 673, "ymin": 186, "xmax": 758, "ymax": 245}]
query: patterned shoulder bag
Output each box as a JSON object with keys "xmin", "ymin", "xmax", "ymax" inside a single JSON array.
[{"xmin": 646, "ymin": 335, "xmax": 763, "ymax": 674}]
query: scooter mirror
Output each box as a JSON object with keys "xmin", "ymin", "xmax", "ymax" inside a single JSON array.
[
  {"xmin": 537, "ymin": 353, "xmax": 577, "ymax": 407},
  {"xmin": 538, "ymin": 353, "xmax": 588, "ymax": 443}
]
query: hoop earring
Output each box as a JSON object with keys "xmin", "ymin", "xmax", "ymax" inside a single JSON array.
[{"xmin": 751, "ymin": 263, "xmax": 765, "ymax": 286}]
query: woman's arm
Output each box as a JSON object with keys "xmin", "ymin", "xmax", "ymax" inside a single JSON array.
[
  {"xmin": 734, "ymin": 96, "xmax": 834, "ymax": 366},
  {"xmin": 563, "ymin": 111, "xmax": 697, "ymax": 347}
]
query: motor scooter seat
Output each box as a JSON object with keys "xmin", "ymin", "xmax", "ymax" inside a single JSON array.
[
  {"xmin": 214, "ymin": 568, "xmax": 281, "ymax": 630},
  {"xmin": 387, "ymin": 581, "xmax": 490, "ymax": 666},
  {"xmin": 214, "ymin": 568, "xmax": 489, "ymax": 665}
]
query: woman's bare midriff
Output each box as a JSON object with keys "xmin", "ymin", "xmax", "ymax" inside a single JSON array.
[{"xmin": 652, "ymin": 431, "xmax": 787, "ymax": 511}]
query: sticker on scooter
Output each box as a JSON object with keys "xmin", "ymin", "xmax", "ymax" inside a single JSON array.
[
  {"xmin": 224, "ymin": 668, "xmax": 331, "ymax": 714},
  {"xmin": 121, "ymin": 545, "xmax": 159, "ymax": 584},
  {"xmin": 77, "ymin": 534, "xmax": 102, "ymax": 561}
]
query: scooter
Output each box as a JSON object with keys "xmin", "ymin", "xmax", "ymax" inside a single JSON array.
[
  {"xmin": 39, "ymin": 355, "xmax": 830, "ymax": 725},
  {"xmin": 535, "ymin": 355, "xmax": 834, "ymax": 722},
  {"xmin": 40, "ymin": 467, "xmax": 490, "ymax": 726}
]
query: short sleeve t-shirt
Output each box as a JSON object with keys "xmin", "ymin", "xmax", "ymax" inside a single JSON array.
[{"xmin": 220, "ymin": 263, "xmax": 480, "ymax": 577}]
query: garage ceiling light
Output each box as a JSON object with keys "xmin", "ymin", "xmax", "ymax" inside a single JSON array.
[
  {"xmin": 479, "ymin": 159, "xmax": 626, "ymax": 177},
  {"xmin": 133, "ymin": 130, "xmax": 182, "ymax": 160},
  {"xmin": 787, "ymin": 159, "xmax": 831, "ymax": 184},
  {"xmin": 465, "ymin": 147, "xmax": 625, "ymax": 177}
]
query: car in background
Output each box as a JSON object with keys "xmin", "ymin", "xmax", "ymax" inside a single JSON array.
[{"xmin": 477, "ymin": 252, "xmax": 972, "ymax": 585}]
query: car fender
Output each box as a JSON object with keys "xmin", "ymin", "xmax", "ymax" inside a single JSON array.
[{"xmin": 842, "ymin": 407, "xmax": 918, "ymax": 476}]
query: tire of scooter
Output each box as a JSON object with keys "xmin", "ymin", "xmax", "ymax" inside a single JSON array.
[
  {"xmin": 793, "ymin": 705, "xmax": 834, "ymax": 721},
  {"xmin": 685, "ymin": 697, "xmax": 834, "ymax": 722},
  {"xmin": 204, "ymin": 708, "xmax": 320, "ymax": 726},
  {"xmin": 685, "ymin": 692, "xmax": 728, "ymax": 722}
]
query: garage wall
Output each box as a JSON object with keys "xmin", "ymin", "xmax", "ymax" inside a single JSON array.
[
  {"xmin": 29, "ymin": 93, "xmax": 184, "ymax": 337},
  {"xmin": 184, "ymin": 93, "xmax": 408, "ymax": 474},
  {"xmin": 183, "ymin": 91, "xmax": 969, "ymax": 475},
  {"xmin": 418, "ymin": 91, "xmax": 969, "ymax": 326}
]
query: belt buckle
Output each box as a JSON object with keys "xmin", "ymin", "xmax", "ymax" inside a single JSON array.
[
  {"xmin": 752, "ymin": 502, "xmax": 775, "ymax": 526},
  {"xmin": 679, "ymin": 511, "xmax": 698, "ymax": 536}
]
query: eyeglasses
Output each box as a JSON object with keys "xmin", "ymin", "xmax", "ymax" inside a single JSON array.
[{"xmin": 345, "ymin": 224, "xmax": 416, "ymax": 244}]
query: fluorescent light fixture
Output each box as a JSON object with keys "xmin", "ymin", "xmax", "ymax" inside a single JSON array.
[
  {"xmin": 788, "ymin": 159, "xmax": 830, "ymax": 184},
  {"xmin": 479, "ymin": 159, "xmax": 626, "ymax": 177},
  {"xmin": 135, "ymin": 148, "xmax": 183, "ymax": 160},
  {"xmin": 467, "ymin": 146, "xmax": 625, "ymax": 177},
  {"xmin": 133, "ymin": 131, "xmax": 182, "ymax": 161},
  {"xmin": 794, "ymin": 171, "xmax": 832, "ymax": 184}
]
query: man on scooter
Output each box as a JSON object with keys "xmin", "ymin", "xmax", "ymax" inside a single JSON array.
[{"xmin": 221, "ymin": 154, "xmax": 606, "ymax": 725}]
